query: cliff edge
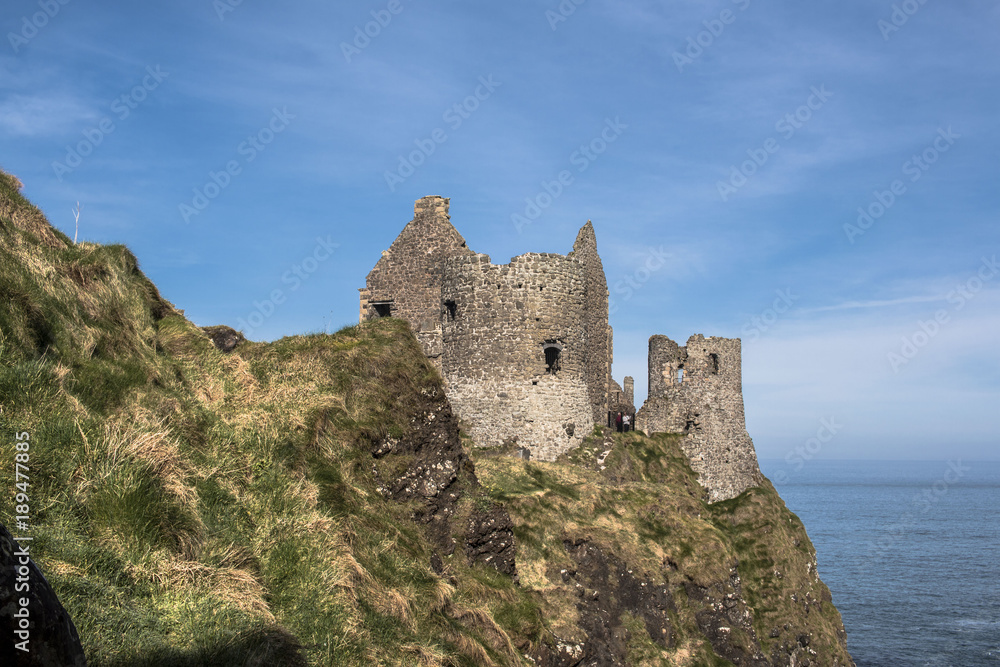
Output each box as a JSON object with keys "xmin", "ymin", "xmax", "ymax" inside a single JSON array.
[{"xmin": 0, "ymin": 169, "xmax": 853, "ymax": 666}]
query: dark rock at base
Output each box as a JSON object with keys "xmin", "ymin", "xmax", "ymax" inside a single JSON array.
[
  {"xmin": 465, "ymin": 506, "xmax": 517, "ymax": 577},
  {"xmin": 202, "ymin": 325, "xmax": 246, "ymax": 352},
  {"xmin": 554, "ymin": 538, "xmax": 676, "ymax": 667},
  {"xmin": 0, "ymin": 523, "xmax": 87, "ymax": 667}
]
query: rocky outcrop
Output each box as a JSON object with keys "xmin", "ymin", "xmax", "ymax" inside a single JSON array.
[
  {"xmin": 0, "ymin": 523, "xmax": 87, "ymax": 667},
  {"xmin": 202, "ymin": 325, "xmax": 246, "ymax": 352},
  {"xmin": 547, "ymin": 539, "xmax": 676, "ymax": 666},
  {"xmin": 369, "ymin": 383, "xmax": 517, "ymax": 576}
]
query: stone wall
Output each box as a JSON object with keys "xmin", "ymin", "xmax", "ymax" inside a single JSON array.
[
  {"xmin": 569, "ymin": 222, "xmax": 613, "ymax": 423},
  {"xmin": 359, "ymin": 196, "xmax": 473, "ymax": 367},
  {"xmin": 636, "ymin": 334, "xmax": 764, "ymax": 502},
  {"xmin": 440, "ymin": 252, "xmax": 594, "ymax": 459},
  {"xmin": 362, "ymin": 197, "xmax": 618, "ymax": 461}
]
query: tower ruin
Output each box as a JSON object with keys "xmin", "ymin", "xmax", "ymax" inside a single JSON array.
[
  {"xmin": 360, "ymin": 196, "xmax": 614, "ymax": 460},
  {"xmin": 636, "ymin": 334, "xmax": 765, "ymax": 502},
  {"xmin": 359, "ymin": 196, "xmax": 765, "ymax": 501}
]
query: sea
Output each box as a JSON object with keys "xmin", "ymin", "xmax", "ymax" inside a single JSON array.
[{"xmin": 759, "ymin": 459, "xmax": 1000, "ymax": 667}]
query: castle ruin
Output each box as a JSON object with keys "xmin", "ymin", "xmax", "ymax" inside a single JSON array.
[
  {"xmin": 360, "ymin": 196, "xmax": 763, "ymax": 501},
  {"xmin": 635, "ymin": 335, "xmax": 765, "ymax": 502}
]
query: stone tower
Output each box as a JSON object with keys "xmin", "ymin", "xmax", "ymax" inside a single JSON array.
[
  {"xmin": 636, "ymin": 334, "xmax": 765, "ymax": 502},
  {"xmin": 360, "ymin": 196, "xmax": 616, "ymax": 461},
  {"xmin": 358, "ymin": 196, "xmax": 473, "ymax": 366}
]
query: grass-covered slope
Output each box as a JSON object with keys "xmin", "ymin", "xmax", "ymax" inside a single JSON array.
[{"xmin": 0, "ymin": 168, "xmax": 853, "ymax": 666}]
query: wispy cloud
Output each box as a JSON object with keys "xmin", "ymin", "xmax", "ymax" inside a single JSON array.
[
  {"xmin": 801, "ymin": 295, "xmax": 947, "ymax": 314},
  {"xmin": 0, "ymin": 93, "xmax": 98, "ymax": 137}
]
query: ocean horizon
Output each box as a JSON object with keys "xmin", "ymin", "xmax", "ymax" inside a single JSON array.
[{"xmin": 760, "ymin": 458, "xmax": 1000, "ymax": 667}]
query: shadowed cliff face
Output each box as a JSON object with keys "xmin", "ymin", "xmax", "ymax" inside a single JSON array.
[{"xmin": 1, "ymin": 523, "xmax": 87, "ymax": 667}]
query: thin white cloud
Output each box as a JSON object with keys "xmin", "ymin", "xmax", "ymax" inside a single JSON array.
[
  {"xmin": 801, "ymin": 295, "xmax": 947, "ymax": 314},
  {"xmin": 0, "ymin": 93, "xmax": 98, "ymax": 137}
]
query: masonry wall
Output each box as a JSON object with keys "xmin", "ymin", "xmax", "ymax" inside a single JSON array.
[
  {"xmin": 636, "ymin": 334, "xmax": 764, "ymax": 502},
  {"xmin": 362, "ymin": 196, "xmax": 621, "ymax": 461},
  {"xmin": 439, "ymin": 252, "xmax": 593, "ymax": 460},
  {"xmin": 569, "ymin": 222, "xmax": 613, "ymax": 423},
  {"xmin": 360, "ymin": 196, "xmax": 473, "ymax": 365}
]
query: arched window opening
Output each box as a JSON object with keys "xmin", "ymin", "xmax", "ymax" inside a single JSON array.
[
  {"xmin": 677, "ymin": 367, "xmax": 684, "ymax": 383},
  {"xmin": 542, "ymin": 341, "xmax": 562, "ymax": 374},
  {"xmin": 709, "ymin": 353, "xmax": 720, "ymax": 374},
  {"xmin": 444, "ymin": 300, "xmax": 457, "ymax": 321}
]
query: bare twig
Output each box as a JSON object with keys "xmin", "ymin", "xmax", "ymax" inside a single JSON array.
[{"xmin": 72, "ymin": 201, "xmax": 82, "ymax": 244}]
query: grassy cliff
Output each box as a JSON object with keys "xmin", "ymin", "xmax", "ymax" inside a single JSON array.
[{"xmin": 0, "ymin": 168, "xmax": 853, "ymax": 666}]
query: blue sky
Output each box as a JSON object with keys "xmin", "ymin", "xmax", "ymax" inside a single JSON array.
[{"xmin": 3, "ymin": 0, "xmax": 997, "ymax": 461}]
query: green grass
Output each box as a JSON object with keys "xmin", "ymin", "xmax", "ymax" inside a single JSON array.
[{"xmin": 0, "ymin": 167, "xmax": 853, "ymax": 667}]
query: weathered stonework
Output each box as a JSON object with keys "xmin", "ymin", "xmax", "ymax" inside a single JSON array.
[
  {"xmin": 361, "ymin": 197, "xmax": 613, "ymax": 460},
  {"xmin": 360, "ymin": 196, "xmax": 766, "ymax": 500},
  {"xmin": 636, "ymin": 334, "xmax": 765, "ymax": 502},
  {"xmin": 358, "ymin": 196, "xmax": 474, "ymax": 368}
]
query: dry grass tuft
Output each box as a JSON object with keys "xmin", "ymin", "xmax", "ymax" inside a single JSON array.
[
  {"xmin": 450, "ymin": 631, "xmax": 497, "ymax": 667},
  {"xmin": 149, "ymin": 557, "xmax": 275, "ymax": 622},
  {"xmin": 374, "ymin": 587, "xmax": 415, "ymax": 630},
  {"xmin": 451, "ymin": 605, "xmax": 520, "ymax": 663},
  {"xmin": 0, "ymin": 168, "xmax": 67, "ymax": 249},
  {"xmin": 400, "ymin": 643, "xmax": 447, "ymax": 667}
]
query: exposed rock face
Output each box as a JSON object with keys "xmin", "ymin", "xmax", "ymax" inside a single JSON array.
[
  {"xmin": 369, "ymin": 382, "xmax": 516, "ymax": 575},
  {"xmin": 0, "ymin": 523, "xmax": 87, "ymax": 667},
  {"xmin": 685, "ymin": 569, "xmax": 770, "ymax": 666},
  {"xmin": 202, "ymin": 325, "xmax": 246, "ymax": 352},
  {"xmin": 551, "ymin": 539, "xmax": 676, "ymax": 666},
  {"xmin": 464, "ymin": 506, "xmax": 517, "ymax": 578},
  {"xmin": 637, "ymin": 334, "xmax": 765, "ymax": 502}
]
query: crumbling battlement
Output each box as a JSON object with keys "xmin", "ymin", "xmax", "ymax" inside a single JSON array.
[
  {"xmin": 359, "ymin": 197, "xmax": 474, "ymax": 364},
  {"xmin": 359, "ymin": 197, "xmax": 766, "ymax": 499},
  {"xmin": 361, "ymin": 196, "xmax": 614, "ymax": 460},
  {"xmin": 636, "ymin": 334, "xmax": 764, "ymax": 502}
]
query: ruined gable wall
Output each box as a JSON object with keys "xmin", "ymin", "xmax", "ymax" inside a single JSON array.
[
  {"xmin": 439, "ymin": 252, "xmax": 593, "ymax": 460},
  {"xmin": 569, "ymin": 223, "xmax": 613, "ymax": 424},
  {"xmin": 361, "ymin": 196, "xmax": 473, "ymax": 362},
  {"xmin": 637, "ymin": 334, "xmax": 764, "ymax": 502}
]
